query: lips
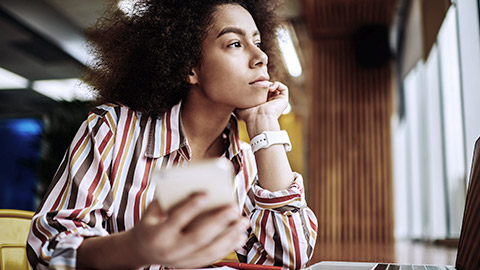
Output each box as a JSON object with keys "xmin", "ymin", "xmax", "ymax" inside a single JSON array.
[{"xmin": 249, "ymin": 75, "xmax": 271, "ymax": 88}]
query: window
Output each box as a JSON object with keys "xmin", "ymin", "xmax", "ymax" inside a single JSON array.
[{"xmin": 393, "ymin": 4, "xmax": 476, "ymax": 240}]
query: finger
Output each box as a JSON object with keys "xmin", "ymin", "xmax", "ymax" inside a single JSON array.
[
  {"xmin": 173, "ymin": 217, "xmax": 250, "ymax": 269},
  {"xmin": 268, "ymin": 82, "xmax": 288, "ymax": 98},
  {"xmin": 267, "ymin": 89, "xmax": 287, "ymax": 103},
  {"xmin": 274, "ymin": 82, "xmax": 288, "ymax": 95},
  {"xmin": 269, "ymin": 81, "xmax": 279, "ymax": 92},
  {"xmin": 173, "ymin": 204, "xmax": 241, "ymax": 254},
  {"xmin": 165, "ymin": 193, "xmax": 209, "ymax": 230},
  {"xmin": 142, "ymin": 200, "xmax": 167, "ymax": 224},
  {"xmin": 158, "ymin": 204, "xmax": 242, "ymax": 264}
]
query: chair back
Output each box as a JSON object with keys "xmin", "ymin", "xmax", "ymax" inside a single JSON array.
[{"xmin": 0, "ymin": 209, "xmax": 34, "ymax": 270}]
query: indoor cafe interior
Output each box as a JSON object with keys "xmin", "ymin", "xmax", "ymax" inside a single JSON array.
[{"xmin": 0, "ymin": 0, "xmax": 479, "ymax": 269}]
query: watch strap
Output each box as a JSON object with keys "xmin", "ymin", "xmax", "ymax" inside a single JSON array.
[{"xmin": 250, "ymin": 130, "xmax": 292, "ymax": 153}]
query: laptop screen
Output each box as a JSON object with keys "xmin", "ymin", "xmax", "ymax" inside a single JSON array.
[{"xmin": 455, "ymin": 138, "xmax": 480, "ymax": 270}]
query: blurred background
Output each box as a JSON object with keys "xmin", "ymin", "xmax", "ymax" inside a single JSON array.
[{"xmin": 1, "ymin": 0, "xmax": 479, "ymax": 266}]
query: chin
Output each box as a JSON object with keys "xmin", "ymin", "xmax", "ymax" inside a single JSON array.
[
  {"xmin": 237, "ymin": 100, "xmax": 265, "ymax": 109},
  {"xmin": 234, "ymin": 93, "xmax": 269, "ymax": 109}
]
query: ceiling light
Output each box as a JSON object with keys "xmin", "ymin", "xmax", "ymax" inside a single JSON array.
[
  {"xmin": 31, "ymin": 79, "xmax": 95, "ymax": 101},
  {"xmin": 0, "ymin": 68, "xmax": 29, "ymax": 89}
]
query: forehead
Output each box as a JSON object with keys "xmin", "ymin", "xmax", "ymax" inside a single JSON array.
[{"xmin": 209, "ymin": 4, "xmax": 259, "ymax": 34}]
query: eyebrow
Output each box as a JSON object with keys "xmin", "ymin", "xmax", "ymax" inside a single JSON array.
[{"xmin": 216, "ymin": 27, "xmax": 260, "ymax": 38}]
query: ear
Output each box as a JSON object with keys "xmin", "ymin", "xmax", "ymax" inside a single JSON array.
[{"xmin": 187, "ymin": 68, "xmax": 199, "ymax": 85}]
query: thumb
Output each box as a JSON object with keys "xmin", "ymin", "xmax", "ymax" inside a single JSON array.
[{"xmin": 143, "ymin": 200, "xmax": 167, "ymax": 223}]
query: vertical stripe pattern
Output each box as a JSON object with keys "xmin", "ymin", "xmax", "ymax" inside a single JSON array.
[
  {"xmin": 304, "ymin": 0, "xmax": 396, "ymax": 263},
  {"xmin": 27, "ymin": 102, "xmax": 317, "ymax": 269}
]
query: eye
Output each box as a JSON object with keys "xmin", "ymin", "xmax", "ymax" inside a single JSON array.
[
  {"xmin": 255, "ymin": 42, "xmax": 262, "ymax": 48},
  {"xmin": 228, "ymin": 41, "xmax": 241, "ymax": 48}
]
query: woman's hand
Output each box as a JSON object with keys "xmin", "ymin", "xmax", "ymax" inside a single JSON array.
[
  {"xmin": 236, "ymin": 81, "xmax": 289, "ymax": 138},
  {"xmin": 236, "ymin": 81, "xmax": 288, "ymax": 123},
  {"xmin": 130, "ymin": 195, "xmax": 249, "ymax": 268}
]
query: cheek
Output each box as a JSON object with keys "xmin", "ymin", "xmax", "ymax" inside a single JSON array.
[
  {"xmin": 200, "ymin": 62, "xmax": 227, "ymax": 82},
  {"xmin": 202, "ymin": 67, "xmax": 242, "ymax": 90},
  {"xmin": 207, "ymin": 56, "xmax": 244, "ymax": 76},
  {"xmin": 197, "ymin": 56, "xmax": 247, "ymax": 93}
]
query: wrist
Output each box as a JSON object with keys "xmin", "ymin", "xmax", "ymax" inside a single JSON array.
[
  {"xmin": 77, "ymin": 231, "xmax": 145, "ymax": 270},
  {"xmin": 127, "ymin": 226, "xmax": 151, "ymax": 267},
  {"xmin": 245, "ymin": 115, "xmax": 280, "ymax": 139}
]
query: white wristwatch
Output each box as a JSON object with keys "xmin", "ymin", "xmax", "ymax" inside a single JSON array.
[{"xmin": 250, "ymin": 130, "xmax": 292, "ymax": 153}]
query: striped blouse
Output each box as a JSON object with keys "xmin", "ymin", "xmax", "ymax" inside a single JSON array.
[{"xmin": 26, "ymin": 101, "xmax": 318, "ymax": 269}]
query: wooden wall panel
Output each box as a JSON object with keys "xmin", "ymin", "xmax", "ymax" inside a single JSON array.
[
  {"xmin": 308, "ymin": 38, "xmax": 394, "ymax": 263},
  {"xmin": 303, "ymin": 0, "xmax": 397, "ymax": 263}
]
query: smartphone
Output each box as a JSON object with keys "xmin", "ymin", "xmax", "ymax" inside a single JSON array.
[{"xmin": 152, "ymin": 158, "xmax": 236, "ymax": 212}]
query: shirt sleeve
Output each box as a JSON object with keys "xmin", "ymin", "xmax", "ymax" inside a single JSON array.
[
  {"xmin": 26, "ymin": 110, "xmax": 115, "ymax": 270},
  {"xmin": 237, "ymin": 150, "xmax": 318, "ymax": 269}
]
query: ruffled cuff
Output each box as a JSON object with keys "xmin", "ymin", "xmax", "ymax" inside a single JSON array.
[
  {"xmin": 46, "ymin": 228, "xmax": 109, "ymax": 269},
  {"xmin": 252, "ymin": 172, "xmax": 306, "ymax": 211}
]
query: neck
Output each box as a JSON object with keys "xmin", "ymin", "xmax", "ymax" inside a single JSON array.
[{"xmin": 181, "ymin": 89, "xmax": 233, "ymax": 161}]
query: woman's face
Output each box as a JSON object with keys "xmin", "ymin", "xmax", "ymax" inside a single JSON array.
[{"xmin": 190, "ymin": 4, "xmax": 270, "ymax": 110}]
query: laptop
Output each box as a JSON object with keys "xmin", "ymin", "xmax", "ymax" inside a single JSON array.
[{"xmin": 307, "ymin": 138, "xmax": 480, "ymax": 270}]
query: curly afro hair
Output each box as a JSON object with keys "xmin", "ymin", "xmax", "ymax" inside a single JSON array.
[{"xmin": 83, "ymin": 0, "xmax": 283, "ymax": 117}]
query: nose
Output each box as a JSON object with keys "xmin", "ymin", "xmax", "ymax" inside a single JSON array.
[{"xmin": 250, "ymin": 46, "xmax": 268, "ymax": 68}]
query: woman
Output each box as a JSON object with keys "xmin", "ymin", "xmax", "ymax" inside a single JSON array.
[{"xmin": 27, "ymin": 0, "xmax": 318, "ymax": 269}]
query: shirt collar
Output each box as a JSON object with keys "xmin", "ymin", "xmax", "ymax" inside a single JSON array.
[{"xmin": 145, "ymin": 101, "xmax": 243, "ymax": 160}]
